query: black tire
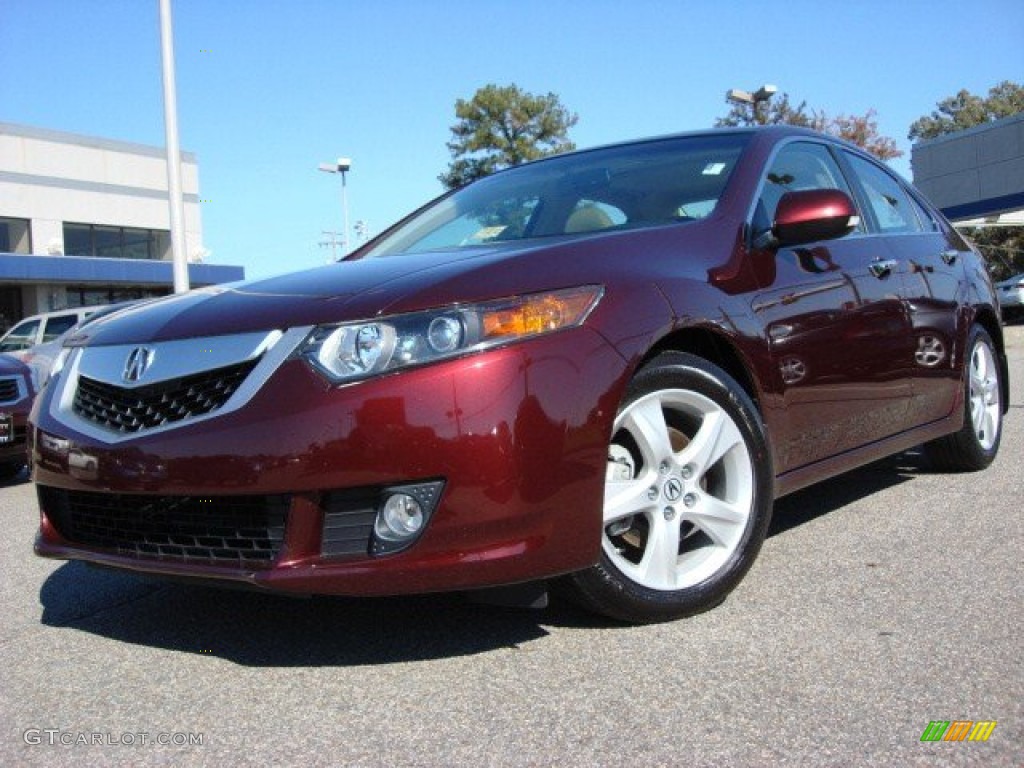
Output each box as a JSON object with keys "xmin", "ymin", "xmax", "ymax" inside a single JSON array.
[
  {"xmin": 0, "ymin": 462, "xmax": 24, "ymax": 482},
  {"xmin": 925, "ymin": 325, "xmax": 1003, "ymax": 472},
  {"xmin": 559, "ymin": 352, "xmax": 773, "ymax": 623}
]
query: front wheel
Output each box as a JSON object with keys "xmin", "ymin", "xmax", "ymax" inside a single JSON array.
[
  {"xmin": 559, "ymin": 352, "xmax": 773, "ymax": 623},
  {"xmin": 925, "ymin": 324, "xmax": 1003, "ymax": 471}
]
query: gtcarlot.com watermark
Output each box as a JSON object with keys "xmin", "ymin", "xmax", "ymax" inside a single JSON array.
[{"xmin": 24, "ymin": 729, "xmax": 203, "ymax": 747}]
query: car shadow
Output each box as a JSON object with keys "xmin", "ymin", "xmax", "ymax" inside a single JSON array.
[
  {"xmin": 37, "ymin": 450, "xmax": 936, "ymax": 666},
  {"xmin": 38, "ymin": 561, "xmax": 614, "ymax": 667},
  {"xmin": 768, "ymin": 448, "xmax": 928, "ymax": 537}
]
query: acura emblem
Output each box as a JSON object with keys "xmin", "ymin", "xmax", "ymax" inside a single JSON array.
[
  {"xmin": 663, "ymin": 477, "xmax": 684, "ymax": 502},
  {"xmin": 123, "ymin": 347, "xmax": 155, "ymax": 382}
]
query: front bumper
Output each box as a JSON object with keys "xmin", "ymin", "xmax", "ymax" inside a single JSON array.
[{"xmin": 31, "ymin": 327, "xmax": 626, "ymax": 595}]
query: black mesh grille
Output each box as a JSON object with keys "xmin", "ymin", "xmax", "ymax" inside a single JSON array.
[
  {"xmin": 73, "ymin": 359, "xmax": 258, "ymax": 433},
  {"xmin": 0, "ymin": 377, "xmax": 21, "ymax": 403},
  {"xmin": 39, "ymin": 486, "xmax": 287, "ymax": 567}
]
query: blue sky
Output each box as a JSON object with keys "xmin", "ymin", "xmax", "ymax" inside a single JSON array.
[{"xmin": 2, "ymin": 0, "xmax": 1022, "ymax": 279}]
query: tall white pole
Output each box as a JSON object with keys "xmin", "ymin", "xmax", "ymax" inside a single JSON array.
[
  {"xmin": 159, "ymin": 0, "xmax": 190, "ymax": 293},
  {"xmin": 341, "ymin": 171, "xmax": 350, "ymax": 256}
]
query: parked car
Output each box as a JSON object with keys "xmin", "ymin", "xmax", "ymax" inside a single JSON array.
[
  {"xmin": 30, "ymin": 127, "xmax": 1008, "ymax": 623},
  {"xmin": 0, "ymin": 306, "xmax": 109, "ymax": 353},
  {"xmin": 0, "ymin": 355, "xmax": 35, "ymax": 480},
  {"xmin": 7, "ymin": 302, "xmax": 144, "ymax": 390},
  {"xmin": 995, "ymin": 272, "xmax": 1023, "ymax": 321}
]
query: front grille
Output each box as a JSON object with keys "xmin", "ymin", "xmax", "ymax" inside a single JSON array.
[
  {"xmin": 39, "ymin": 486, "xmax": 287, "ymax": 567},
  {"xmin": 0, "ymin": 377, "xmax": 21, "ymax": 403},
  {"xmin": 73, "ymin": 359, "xmax": 258, "ymax": 433}
]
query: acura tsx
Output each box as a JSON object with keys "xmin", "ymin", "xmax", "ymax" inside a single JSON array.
[{"xmin": 31, "ymin": 127, "xmax": 1008, "ymax": 623}]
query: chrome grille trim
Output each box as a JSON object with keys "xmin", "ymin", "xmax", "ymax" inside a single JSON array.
[{"xmin": 49, "ymin": 326, "xmax": 314, "ymax": 444}]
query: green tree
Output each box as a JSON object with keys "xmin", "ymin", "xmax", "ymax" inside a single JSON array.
[
  {"xmin": 715, "ymin": 92, "xmax": 820, "ymax": 129},
  {"xmin": 908, "ymin": 80, "xmax": 1024, "ymax": 141},
  {"xmin": 715, "ymin": 92, "xmax": 903, "ymax": 160},
  {"xmin": 965, "ymin": 226, "xmax": 1024, "ymax": 282},
  {"xmin": 440, "ymin": 84, "xmax": 578, "ymax": 189}
]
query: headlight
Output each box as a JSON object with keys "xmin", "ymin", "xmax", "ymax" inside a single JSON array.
[{"xmin": 301, "ymin": 285, "xmax": 603, "ymax": 384}]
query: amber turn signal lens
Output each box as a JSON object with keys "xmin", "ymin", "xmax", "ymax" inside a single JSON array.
[{"xmin": 481, "ymin": 287, "xmax": 602, "ymax": 340}]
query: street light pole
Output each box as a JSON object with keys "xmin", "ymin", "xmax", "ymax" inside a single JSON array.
[
  {"xmin": 159, "ymin": 0, "xmax": 189, "ymax": 293},
  {"xmin": 318, "ymin": 157, "xmax": 352, "ymax": 257},
  {"xmin": 726, "ymin": 84, "xmax": 778, "ymax": 125}
]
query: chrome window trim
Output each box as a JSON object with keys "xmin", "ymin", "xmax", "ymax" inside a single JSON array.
[{"xmin": 48, "ymin": 327, "xmax": 314, "ymax": 444}]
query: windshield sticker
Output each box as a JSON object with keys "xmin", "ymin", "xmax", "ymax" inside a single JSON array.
[
  {"xmin": 702, "ymin": 162, "xmax": 727, "ymax": 176},
  {"xmin": 470, "ymin": 225, "xmax": 507, "ymax": 242}
]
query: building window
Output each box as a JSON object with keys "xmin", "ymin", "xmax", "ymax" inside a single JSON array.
[
  {"xmin": 62, "ymin": 223, "xmax": 170, "ymax": 260},
  {"xmin": 64, "ymin": 285, "xmax": 171, "ymax": 308},
  {"xmin": 0, "ymin": 217, "xmax": 32, "ymax": 254}
]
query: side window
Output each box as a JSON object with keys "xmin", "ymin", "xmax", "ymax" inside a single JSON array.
[
  {"xmin": 756, "ymin": 142, "xmax": 856, "ymax": 234},
  {"xmin": 843, "ymin": 153, "xmax": 922, "ymax": 234},
  {"xmin": 0, "ymin": 318, "xmax": 40, "ymax": 351},
  {"xmin": 906, "ymin": 193, "xmax": 939, "ymax": 233},
  {"xmin": 41, "ymin": 314, "xmax": 79, "ymax": 342}
]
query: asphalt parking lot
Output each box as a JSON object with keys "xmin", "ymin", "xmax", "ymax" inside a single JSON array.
[{"xmin": 1, "ymin": 327, "xmax": 1021, "ymax": 768}]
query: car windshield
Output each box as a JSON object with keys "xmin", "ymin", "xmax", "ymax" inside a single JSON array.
[{"xmin": 361, "ymin": 133, "xmax": 749, "ymax": 258}]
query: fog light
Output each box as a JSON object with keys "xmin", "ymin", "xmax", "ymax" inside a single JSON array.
[
  {"xmin": 375, "ymin": 493, "xmax": 424, "ymax": 541},
  {"xmin": 369, "ymin": 480, "xmax": 444, "ymax": 555}
]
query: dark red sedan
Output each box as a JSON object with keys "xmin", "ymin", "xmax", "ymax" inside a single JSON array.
[
  {"xmin": 31, "ymin": 127, "xmax": 1008, "ymax": 622},
  {"xmin": 0, "ymin": 354, "xmax": 34, "ymax": 480}
]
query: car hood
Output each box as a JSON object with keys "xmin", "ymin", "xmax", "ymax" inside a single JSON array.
[
  {"xmin": 0, "ymin": 353, "xmax": 32, "ymax": 377},
  {"xmin": 70, "ymin": 222, "xmax": 709, "ymax": 347},
  {"xmin": 71, "ymin": 241, "xmax": 584, "ymax": 346}
]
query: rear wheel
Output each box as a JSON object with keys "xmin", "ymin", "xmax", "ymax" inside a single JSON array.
[
  {"xmin": 925, "ymin": 325, "xmax": 1003, "ymax": 471},
  {"xmin": 560, "ymin": 352, "xmax": 773, "ymax": 623}
]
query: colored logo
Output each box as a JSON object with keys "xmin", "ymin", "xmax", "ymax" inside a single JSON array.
[{"xmin": 920, "ymin": 720, "xmax": 997, "ymax": 742}]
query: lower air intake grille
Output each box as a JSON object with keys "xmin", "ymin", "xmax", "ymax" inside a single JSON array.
[
  {"xmin": 321, "ymin": 489, "xmax": 378, "ymax": 558},
  {"xmin": 0, "ymin": 377, "xmax": 21, "ymax": 403},
  {"xmin": 39, "ymin": 486, "xmax": 287, "ymax": 567},
  {"xmin": 72, "ymin": 359, "xmax": 258, "ymax": 433}
]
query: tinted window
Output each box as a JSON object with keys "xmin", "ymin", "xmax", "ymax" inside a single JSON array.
[
  {"xmin": 754, "ymin": 141, "xmax": 856, "ymax": 235},
  {"xmin": 41, "ymin": 314, "xmax": 79, "ymax": 342},
  {"xmin": 843, "ymin": 153, "xmax": 922, "ymax": 234}
]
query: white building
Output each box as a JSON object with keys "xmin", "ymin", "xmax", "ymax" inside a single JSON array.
[{"xmin": 0, "ymin": 122, "xmax": 242, "ymax": 330}]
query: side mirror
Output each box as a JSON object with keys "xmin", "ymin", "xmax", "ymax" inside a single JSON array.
[{"xmin": 773, "ymin": 189, "xmax": 858, "ymax": 247}]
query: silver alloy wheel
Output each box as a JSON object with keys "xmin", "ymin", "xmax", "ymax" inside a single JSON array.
[
  {"xmin": 969, "ymin": 337, "xmax": 1001, "ymax": 450},
  {"xmin": 603, "ymin": 389, "xmax": 754, "ymax": 591}
]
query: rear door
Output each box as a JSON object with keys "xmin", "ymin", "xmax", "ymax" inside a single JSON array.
[{"xmin": 839, "ymin": 151, "xmax": 964, "ymax": 426}]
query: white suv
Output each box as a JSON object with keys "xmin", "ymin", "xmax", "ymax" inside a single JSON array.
[{"xmin": 0, "ymin": 306, "xmax": 109, "ymax": 353}]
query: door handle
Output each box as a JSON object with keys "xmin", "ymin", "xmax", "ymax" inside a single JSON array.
[
  {"xmin": 869, "ymin": 259, "xmax": 898, "ymax": 279},
  {"xmin": 940, "ymin": 249, "xmax": 958, "ymax": 265}
]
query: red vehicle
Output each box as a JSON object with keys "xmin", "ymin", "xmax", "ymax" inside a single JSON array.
[
  {"xmin": 0, "ymin": 355, "xmax": 34, "ymax": 481},
  {"xmin": 30, "ymin": 128, "xmax": 1008, "ymax": 622}
]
